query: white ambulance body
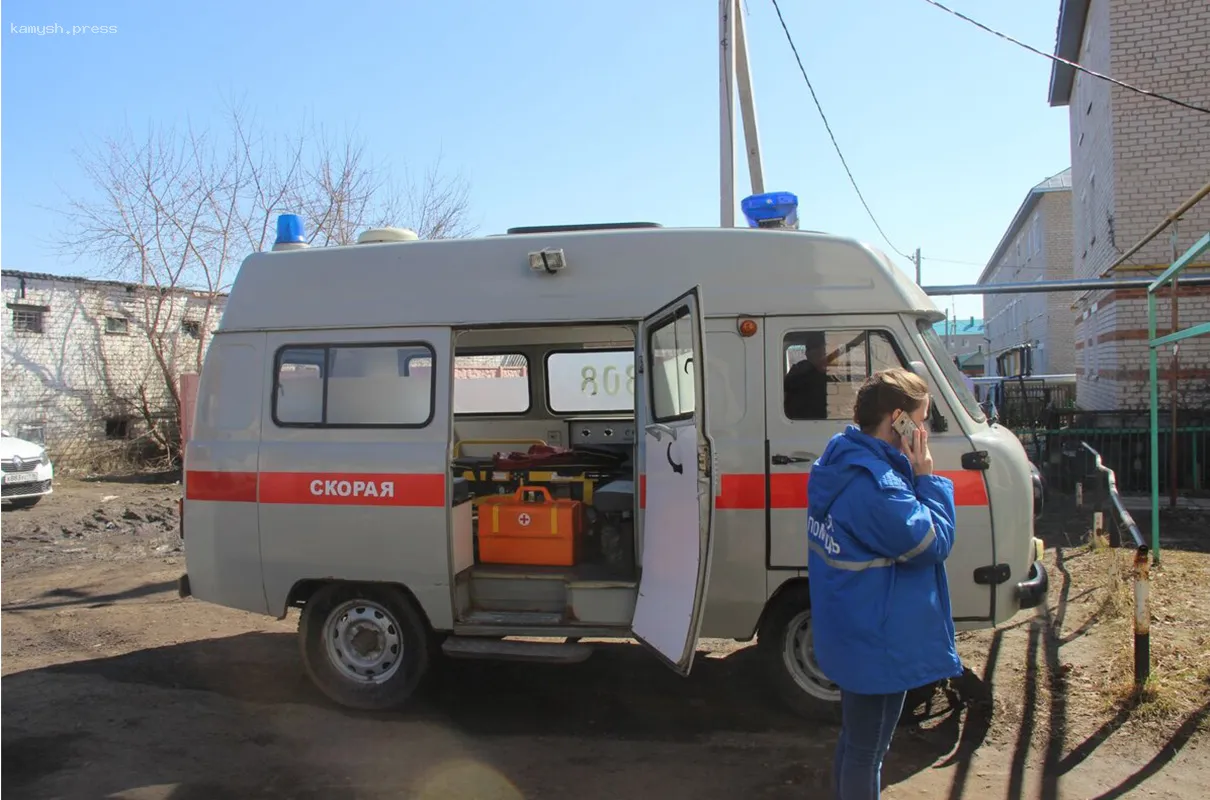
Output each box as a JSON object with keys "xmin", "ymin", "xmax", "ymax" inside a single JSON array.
[{"xmin": 180, "ymin": 223, "xmax": 1047, "ymax": 716}]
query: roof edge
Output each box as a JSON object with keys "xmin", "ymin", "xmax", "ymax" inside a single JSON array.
[
  {"xmin": 977, "ymin": 168, "xmax": 1072, "ymax": 284},
  {"xmin": 2, "ymin": 269, "xmax": 227, "ymax": 298},
  {"xmin": 1048, "ymin": 0, "xmax": 1090, "ymax": 106}
]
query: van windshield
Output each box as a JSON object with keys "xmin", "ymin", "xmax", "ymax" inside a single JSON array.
[{"xmin": 917, "ymin": 319, "xmax": 985, "ymax": 424}]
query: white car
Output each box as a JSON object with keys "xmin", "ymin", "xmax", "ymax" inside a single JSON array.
[{"xmin": 1, "ymin": 430, "xmax": 54, "ymax": 509}]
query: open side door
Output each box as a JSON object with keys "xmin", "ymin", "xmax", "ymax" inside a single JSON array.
[{"xmin": 631, "ymin": 286, "xmax": 716, "ymax": 676}]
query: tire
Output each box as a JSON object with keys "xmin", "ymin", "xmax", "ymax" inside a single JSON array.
[
  {"xmin": 6, "ymin": 496, "xmax": 42, "ymax": 510},
  {"xmin": 298, "ymin": 582, "xmax": 431, "ymax": 711},
  {"xmin": 758, "ymin": 586, "xmax": 842, "ymax": 722}
]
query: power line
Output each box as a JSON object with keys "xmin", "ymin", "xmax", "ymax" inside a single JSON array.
[
  {"xmin": 769, "ymin": 0, "xmax": 912, "ymax": 260},
  {"xmin": 918, "ymin": 0, "xmax": 1210, "ymax": 116},
  {"xmin": 923, "ymin": 256, "xmax": 985, "ymax": 267}
]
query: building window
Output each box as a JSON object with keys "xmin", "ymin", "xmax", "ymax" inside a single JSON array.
[
  {"xmin": 10, "ymin": 305, "xmax": 45, "ymax": 334},
  {"xmin": 181, "ymin": 320, "xmax": 202, "ymax": 339},
  {"xmin": 273, "ymin": 343, "xmax": 436, "ymax": 428},
  {"xmin": 105, "ymin": 316, "xmax": 129, "ymax": 335},
  {"xmin": 782, "ymin": 330, "xmax": 904, "ymax": 421}
]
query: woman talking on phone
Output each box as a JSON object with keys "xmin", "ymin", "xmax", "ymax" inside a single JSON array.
[{"xmin": 805, "ymin": 368, "xmax": 961, "ymax": 800}]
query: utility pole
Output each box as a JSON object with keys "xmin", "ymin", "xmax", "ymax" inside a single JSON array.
[
  {"xmin": 914, "ymin": 247, "xmax": 922, "ymax": 285},
  {"xmin": 734, "ymin": 5, "xmax": 764, "ymax": 196},
  {"xmin": 719, "ymin": 0, "xmax": 737, "ymax": 227},
  {"xmin": 721, "ymin": 0, "xmax": 768, "ymax": 226}
]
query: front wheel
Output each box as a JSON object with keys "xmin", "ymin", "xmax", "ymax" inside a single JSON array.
[
  {"xmin": 758, "ymin": 589, "xmax": 842, "ymax": 721},
  {"xmin": 298, "ymin": 582, "xmax": 430, "ymax": 711}
]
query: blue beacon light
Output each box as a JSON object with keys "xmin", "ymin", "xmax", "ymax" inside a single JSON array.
[
  {"xmin": 741, "ymin": 191, "xmax": 799, "ymax": 229},
  {"xmin": 275, "ymin": 213, "xmax": 306, "ymax": 245}
]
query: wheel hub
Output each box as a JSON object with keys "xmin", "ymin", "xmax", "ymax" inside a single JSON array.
[
  {"xmin": 782, "ymin": 609, "xmax": 841, "ymax": 702},
  {"xmin": 323, "ymin": 600, "xmax": 404, "ymax": 684}
]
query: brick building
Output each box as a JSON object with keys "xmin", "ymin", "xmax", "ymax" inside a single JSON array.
[
  {"xmin": 979, "ymin": 168, "xmax": 1077, "ymax": 377},
  {"xmin": 1049, "ymin": 0, "xmax": 1210, "ymax": 410},
  {"xmin": 2, "ymin": 270, "xmax": 224, "ymax": 469}
]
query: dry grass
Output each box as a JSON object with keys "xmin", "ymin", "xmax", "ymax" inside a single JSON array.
[{"xmin": 1089, "ymin": 549, "xmax": 1210, "ymax": 727}]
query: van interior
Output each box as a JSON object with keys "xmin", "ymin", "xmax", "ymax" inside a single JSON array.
[{"xmin": 448, "ymin": 324, "xmax": 643, "ymax": 633}]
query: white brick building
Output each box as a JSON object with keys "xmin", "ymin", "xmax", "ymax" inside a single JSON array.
[
  {"xmin": 2, "ymin": 270, "xmax": 224, "ymax": 469},
  {"xmin": 1049, "ymin": 0, "xmax": 1210, "ymax": 410},
  {"xmin": 979, "ymin": 168, "xmax": 1077, "ymax": 377}
]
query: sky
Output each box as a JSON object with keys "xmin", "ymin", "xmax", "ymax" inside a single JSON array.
[{"xmin": 1, "ymin": 0, "xmax": 1072, "ymax": 320}]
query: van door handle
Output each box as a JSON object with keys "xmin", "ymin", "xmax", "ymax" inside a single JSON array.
[{"xmin": 771, "ymin": 453, "xmax": 813, "ymax": 465}]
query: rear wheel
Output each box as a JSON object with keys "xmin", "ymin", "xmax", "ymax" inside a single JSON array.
[
  {"xmin": 758, "ymin": 587, "xmax": 842, "ymax": 722},
  {"xmin": 299, "ymin": 582, "xmax": 430, "ymax": 711}
]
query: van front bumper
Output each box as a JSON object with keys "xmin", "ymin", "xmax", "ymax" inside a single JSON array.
[{"xmin": 1016, "ymin": 560, "xmax": 1048, "ymax": 610}]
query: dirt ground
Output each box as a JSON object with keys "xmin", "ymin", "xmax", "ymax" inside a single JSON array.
[{"xmin": 3, "ymin": 479, "xmax": 1209, "ymax": 799}]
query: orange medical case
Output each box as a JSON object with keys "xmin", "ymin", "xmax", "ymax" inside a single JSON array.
[{"xmin": 477, "ymin": 486, "xmax": 583, "ymax": 567}]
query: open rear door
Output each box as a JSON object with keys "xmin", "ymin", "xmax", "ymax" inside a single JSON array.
[{"xmin": 631, "ymin": 287, "xmax": 716, "ymax": 675}]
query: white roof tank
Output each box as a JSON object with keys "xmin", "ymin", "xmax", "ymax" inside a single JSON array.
[{"xmin": 358, "ymin": 227, "xmax": 419, "ymax": 244}]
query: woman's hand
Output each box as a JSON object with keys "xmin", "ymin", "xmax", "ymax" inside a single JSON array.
[{"xmin": 903, "ymin": 426, "xmax": 934, "ymax": 477}]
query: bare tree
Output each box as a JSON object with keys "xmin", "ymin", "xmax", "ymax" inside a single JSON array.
[{"xmin": 59, "ymin": 106, "xmax": 474, "ymax": 463}]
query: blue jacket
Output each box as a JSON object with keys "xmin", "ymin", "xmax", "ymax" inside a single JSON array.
[{"xmin": 805, "ymin": 426, "xmax": 963, "ymax": 695}]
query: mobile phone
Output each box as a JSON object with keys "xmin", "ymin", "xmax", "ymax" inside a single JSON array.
[{"xmin": 892, "ymin": 412, "xmax": 918, "ymax": 440}]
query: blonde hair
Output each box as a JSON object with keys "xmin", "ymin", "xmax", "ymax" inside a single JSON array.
[{"xmin": 853, "ymin": 368, "xmax": 929, "ymax": 432}]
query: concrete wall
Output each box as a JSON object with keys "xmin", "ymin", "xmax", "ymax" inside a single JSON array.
[
  {"xmin": 1070, "ymin": 0, "xmax": 1210, "ymax": 410},
  {"xmin": 2, "ymin": 273, "xmax": 224, "ymax": 469}
]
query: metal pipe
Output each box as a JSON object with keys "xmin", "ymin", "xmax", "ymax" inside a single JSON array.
[
  {"xmin": 1082, "ymin": 442, "xmax": 1147, "ymax": 550},
  {"xmin": 1170, "ymin": 227, "xmax": 1180, "ymax": 510},
  {"xmin": 1134, "ymin": 545, "xmax": 1151, "ymax": 687},
  {"xmin": 1148, "ymin": 292, "xmax": 1162, "ymax": 563},
  {"xmin": 924, "ymin": 274, "xmax": 1210, "ymax": 296}
]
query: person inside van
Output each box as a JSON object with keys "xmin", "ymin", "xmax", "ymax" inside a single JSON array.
[
  {"xmin": 784, "ymin": 331, "xmax": 832, "ymax": 420},
  {"xmin": 804, "ymin": 368, "xmax": 961, "ymax": 800}
]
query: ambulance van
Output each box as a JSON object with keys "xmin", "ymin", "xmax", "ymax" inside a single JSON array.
[{"xmin": 179, "ymin": 220, "xmax": 1047, "ymax": 717}]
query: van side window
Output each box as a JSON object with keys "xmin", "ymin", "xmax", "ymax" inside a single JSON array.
[
  {"xmin": 273, "ymin": 343, "xmax": 435, "ymax": 428},
  {"xmin": 783, "ymin": 330, "xmax": 903, "ymax": 421},
  {"xmin": 648, "ymin": 309, "xmax": 696, "ymax": 421}
]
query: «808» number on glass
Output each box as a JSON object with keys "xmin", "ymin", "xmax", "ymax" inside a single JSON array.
[{"xmin": 580, "ymin": 364, "xmax": 635, "ymax": 397}]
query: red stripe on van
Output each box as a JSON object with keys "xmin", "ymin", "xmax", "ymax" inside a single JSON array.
[
  {"xmin": 639, "ymin": 471, "xmax": 987, "ymax": 509},
  {"xmin": 717, "ymin": 474, "xmax": 767, "ymax": 509},
  {"xmin": 258, "ymin": 472, "xmax": 446, "ymax": 507},
  {"xmin": 947, "ymin": 471, "xmax": 990, "ymax": 506},
  {"xmin": 186, "ymin": 471, "xmax": 258, "ymax": 503}
]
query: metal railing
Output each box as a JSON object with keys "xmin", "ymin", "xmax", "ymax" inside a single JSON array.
[
  {"xmin": 1018, "ymin": 420, "xmax": 1210, "ymax": 496},
  {"xmin": 1082, "ymin": 442, "xmax": 1150, "ymax": 687},
  {"xmin": 1147, "ymin": 231, "xmax": 1210, "ymax": 563}
]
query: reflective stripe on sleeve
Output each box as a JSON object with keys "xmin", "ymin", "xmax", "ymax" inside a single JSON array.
[{"xmin": 895, "ymin": 525, "xmax": 937, "ymax": 563}]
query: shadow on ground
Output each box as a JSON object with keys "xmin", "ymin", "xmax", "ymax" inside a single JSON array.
[
  {"xmin": 1, "ymin": 630, "xmax": 968, "ymax": 798},
  {"xmin": 1, "ymin": 580, "xmax": 178, "ymax": 612}
]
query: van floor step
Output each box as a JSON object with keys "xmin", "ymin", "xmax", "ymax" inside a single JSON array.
[
  {"xmin": 441, "ymin": 637, "xmax": 592, "ymax": 664},
  {"xmin": 463, "ymin": 610, "xmax": 564, "ymax": 626}
]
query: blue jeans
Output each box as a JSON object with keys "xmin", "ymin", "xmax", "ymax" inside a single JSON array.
[{"xmin": 833, "ymin": 689, "xmax": 907, "ymax": 800}]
